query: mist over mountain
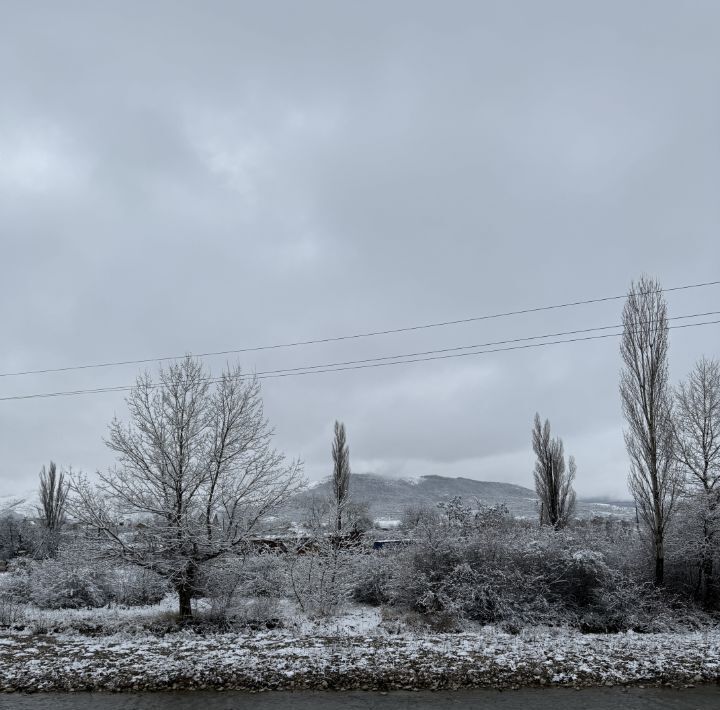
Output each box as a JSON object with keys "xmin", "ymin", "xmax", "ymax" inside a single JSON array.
[{"xmin": 285, "ymin": 473, "xmax": 634, "ymax": 523}]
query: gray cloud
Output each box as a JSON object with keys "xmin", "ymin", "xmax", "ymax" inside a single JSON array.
[{"xmin": 1, "ymin": 1, "xmax": 719, "ymax": 500}]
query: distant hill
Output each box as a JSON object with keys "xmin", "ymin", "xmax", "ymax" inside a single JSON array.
[{"xmin": 283, "ymin": 473, "xmax": 634, "ymax": 523}]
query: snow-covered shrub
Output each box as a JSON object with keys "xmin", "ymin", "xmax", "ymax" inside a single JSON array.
[
  {"xmin": 385, "ymin": 530, "xmax": 481, "ymax": 626},
  {"xmin": 198, "ymin": 557, "xmax": 244, "ymax": 605},
  {"xmin": 243, "ymin": 554, "xmax": 286, "ymax": 598},
  {"xmin": 351, "ymin": 551, "xmax": 395, "ymax": 605},
  {"xmin": 107, "ymin": 566, "xmax": 169, "ymax": 606},
  {"xmin": 226, "ymin": 595, "xmax": 282, "ymax": 629},
  {"xmin": 565, "ymin": 549, "xmax": 611, "ymax": 605},
  {"xmin": 0, "ymin": 516, "xmax": 39, "ymax": 561},
  {"xmin": 27, "ymin": 558, "xmax": 110, "ymax": 609},
  {"xmin": 2, "ymin": 553, "xmax": 166, "ymax": 611},
  {"xmin": 287, "ymin": 542, "xmax": 357, "ymax": 617},
  {"xmin": 375, "ymin": 505, "xmax": 712, "ymax": 632},
  {"xmin": 2, "ymin": 558, "xmax": 32, "ymax": 600},
  {"xmin": 664, "ymin": 496, "xmax": 720, "ymax": 608},
  {"xmin": 201, "ymin": 553, "xmax": 287, "ymax": 627},
  {"xmin": 437, "ymin": 496, "xmax": 475, "ymax": 533},
  {"xmin": 0, "ymin": 591, "xmax": 24, "ymax": 626}
]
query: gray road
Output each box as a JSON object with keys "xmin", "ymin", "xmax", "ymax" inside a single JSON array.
[{"xmin": 1, "ymin": 688, "xmax": 720, "ymax": 709}]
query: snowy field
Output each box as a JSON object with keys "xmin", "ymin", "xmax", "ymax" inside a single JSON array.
[{"xmin": 1, "ymin": 605, "xmax": 720, "ymax": 692}]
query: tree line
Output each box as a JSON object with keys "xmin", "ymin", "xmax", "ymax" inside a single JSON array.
[
  {"xmin": 1, "ymin": 273, "xmax": 718, "ymax": 623},
  {"xmin": 531, "ymin": 274, "xmax": 719, "ymax": 599}
]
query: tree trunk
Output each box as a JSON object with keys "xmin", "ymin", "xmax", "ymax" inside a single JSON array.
[
  {"xmin": 701, "ymin": 556, "xmax": 714, "ymax": 606},
  {"xmin": 654, "ymin": 549, "xmax": 664, "ymax": 587},
  {"xmin": 701, "ymin": 500, "xmax": 717, "ymax": 606},
  {"xmin": 177, "ymin": 559, "xmax": 198, "ymax": 619},
  {"xmin": 178, "ymin": 585, "xmax": 193, "ymax": 619}
]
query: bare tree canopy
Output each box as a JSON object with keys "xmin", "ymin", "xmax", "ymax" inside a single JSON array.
[
  {"xmin": 620, "ymin": 275, "xmax": 679, "ymax": 586},
  {"xmin": 675, "ymin": 357, "xmax": 720, "ymax": 603},
  {"xmin": 675, "ymin": 357, "xmax": 720, "ymax": 493},
  {"xmin": 331, "ymin": 420, "xmax": 351, "ymax": 533},
  {"xmin": 532, "ymin": 413, "xmax": 576, "ymax": 529},
  {"xmin": 70, "ymin": 356, "xmax": 304, "ymax": 618}
]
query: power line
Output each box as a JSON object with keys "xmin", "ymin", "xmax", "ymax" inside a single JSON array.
[
  {"xmin": 1, "ymin": 316, "xmax": 717, "ymax": 403},
  {"xmin": 1, "ymin": 278, "xmax": 718, "ymax": 379},
  {"xmin": 236, "ymin": 310, "xmax": 720, "ymax": 376},
  {"xmin": 256, "ymin": 318, "xmax": 720, "ymax": 381}
]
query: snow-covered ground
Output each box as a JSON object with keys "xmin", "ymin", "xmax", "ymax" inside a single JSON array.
[
  {"xmin": 2, "ymin": 576, "xmax": 719, "ymax": 692},
  {"xmin": 1, "ymin": 615, "xmax": 719, "ymax": 692}
]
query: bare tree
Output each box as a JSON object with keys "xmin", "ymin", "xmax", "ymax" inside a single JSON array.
[
  {"xmin": 331, "ymin": 420, "xmax": 351, "ymax": 533},
  {"xmin": 532, "ymin": 413, "xmax": 576, "ymax": 529},
  {"xmin": 620, "ymin": 275, "xmax": 679, "ymax": 586},
  {"xmin": 70, "ymin": 356, "xmax": 304, "ymax": 619},
  {"xmin": 675, "ymin": 357, "xmax": 720, "ymax": 601},
  {"xmin": 37, "ymin": 461, "xmax": 69, "ymax": 557}
]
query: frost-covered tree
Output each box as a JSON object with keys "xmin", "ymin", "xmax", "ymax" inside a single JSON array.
[
  {"xmin": 70, "ymin": 357, "xmax": 304, "ymax": 619},
  {"xmin": 400, "ymin": 502, "xmax": 441, "ymax": 531},
  {"xmin": 438, "ymin": 495, "xmax": 475, "ymax": 532},
  {"xmin": 37, "ymin": 461, "xmax": 69, "ymax": 557},
  {"xmin": 532, "ymin": 413, "xmax": 576, "ymax": 529},
  {"xmin": 620, "ymin": 275, "xmax": 679, "ymax": 586},
  {"xmin": 675, "ymin": 357, "xmax": 720, "ymax": 602},
  {"xmin": 0, "ymin": 498, "xmax": 29, "ymax": 562},
  {"xmin": 331, "ymin": 420, "xmax": 351, "ymax": 533},
  {"xmin": 675, "ymin": 357, "xmax": 720, "ymax": 493}
]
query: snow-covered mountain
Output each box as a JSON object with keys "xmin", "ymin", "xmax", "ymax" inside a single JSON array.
[{"xmin": 284, "ymin": 473, "xmax": 634, "ymax": 522}]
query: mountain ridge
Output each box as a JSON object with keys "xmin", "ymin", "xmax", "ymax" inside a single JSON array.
[{"xmin": 284, "ymin": 473, "xmax": 634, "ymax": 522}]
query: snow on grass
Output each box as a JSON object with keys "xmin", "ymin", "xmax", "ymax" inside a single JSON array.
[
  {"xmin": 1, "ymin": 619, "xmax": 720, "ymax": 691},
  {"xmin": 0, "ymin": 591, "xmax": 184, "ymax": 635},
  {"xmin": 284, "ymin": 604, "xmax": 382, "ymax": 636},
  {"xmin": 19, "ymin": 594, "xmax": 180, "ymax": 631},
  {"xmin": 1, "ymin": 589, "xmax": 718, "ymax": 692}
]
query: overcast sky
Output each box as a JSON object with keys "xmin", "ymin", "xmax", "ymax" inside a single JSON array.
[{"xmin": 1, "ymin": 1, "xmax": 719, "ymax": 502}]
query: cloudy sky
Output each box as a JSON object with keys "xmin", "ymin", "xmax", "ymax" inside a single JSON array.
[{"xmin": 1, "ymin": 1, "xmax": 719, "ymax": 501}]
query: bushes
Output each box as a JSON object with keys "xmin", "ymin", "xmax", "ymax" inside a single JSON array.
[
  {"xmin": 28, "ymin": 559, "xmax": 108, "ymax": 609},
  {"xmin": 0, "ymin": 516, "xmax": 39, "ymax": 561},
  {"xmin": 0, "ymin": 592, "xmax": 24, "ymax": 626},
  {"xmin": 2, "ymin": 499, "xmax": 715, "ymax": 634},
  {"xmin": 351, "ymin": 552, "xmax": 394, "ymax": 606},
  {"xmin": 288, "ymin": 546, "xmax": 354, "ymax": 617},
  {"xmin": 201, "ymin": 553, "xmax": 287, "ymax": 627},
  {"xmin": 3, "ymin": 557, "xmax": 168, "ymax": 610},
  {"xmin": 107, "ymin": 567, "xmax": 168, "ymax": 606},
  {"xmin": 351, "ymin": 511, "xmax": 714, "ymax": 633}
]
